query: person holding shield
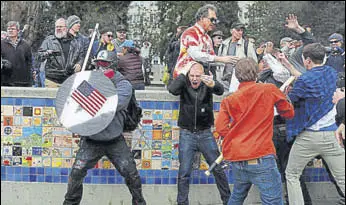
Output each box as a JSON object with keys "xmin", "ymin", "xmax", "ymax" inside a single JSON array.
[{"xmin": 63, "ymin": 50, "xmax": 146, "ymax": 205}]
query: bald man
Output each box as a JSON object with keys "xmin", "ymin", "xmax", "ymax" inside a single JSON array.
[{"xmin": 168, "ymin": 61, "xmax": 230, "ymax": 205}]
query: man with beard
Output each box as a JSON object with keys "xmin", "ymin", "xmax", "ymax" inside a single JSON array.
[{"xmin": 37, "ymin": 18, "xmax": 86, "ymax": 87}]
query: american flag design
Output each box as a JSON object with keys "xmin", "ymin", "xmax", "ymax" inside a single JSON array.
[{"xmin": 71, "ymin": 80, "xmax": 107, "ymax": 116}]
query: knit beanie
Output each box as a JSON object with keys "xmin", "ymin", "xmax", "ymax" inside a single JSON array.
[{"xmin": 67, "ymin": 15, "xmax": 81, "ymax": 29}]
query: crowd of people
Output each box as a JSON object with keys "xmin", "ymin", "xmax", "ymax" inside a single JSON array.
[{"xmin": 1, "ymin": 3, "xmax": 345, "ymax": 205}]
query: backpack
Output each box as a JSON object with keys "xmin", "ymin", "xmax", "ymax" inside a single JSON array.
[{"xmin": 123, "ymin": 88, "xmax": 143, "ymax": 132}]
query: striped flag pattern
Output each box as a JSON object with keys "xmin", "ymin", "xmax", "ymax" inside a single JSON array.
[{"xmin": 71, "ymin": 80, "xmax": 107, "ymax": 116}]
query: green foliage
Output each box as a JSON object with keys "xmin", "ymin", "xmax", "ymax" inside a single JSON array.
[{"xmin": 246, "ymin": 1, "xmax": 345, "ymax": 47}]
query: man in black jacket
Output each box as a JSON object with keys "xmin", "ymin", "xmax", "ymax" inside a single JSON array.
[
  {"xmin": 1, "ymin": 21, "xmax": 32, "ymax": 87},
  {"xmin": 168, "ymin": 61, "xmax": 230, "ymax": 205}
]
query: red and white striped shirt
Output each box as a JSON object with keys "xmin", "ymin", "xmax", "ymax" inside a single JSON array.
[{"xmin": 173, "ymin": 23, "xmax": 215, "ymax": 79}]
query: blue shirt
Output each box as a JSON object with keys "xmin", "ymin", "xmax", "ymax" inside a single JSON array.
[{"xmin": 286, "ymin": 65, "xmax": 337, "ymax": 142}]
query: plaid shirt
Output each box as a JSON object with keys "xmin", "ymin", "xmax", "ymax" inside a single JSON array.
[{"xmin": 286, "ymin": 65, "xmax": 337, "ymax": 142}]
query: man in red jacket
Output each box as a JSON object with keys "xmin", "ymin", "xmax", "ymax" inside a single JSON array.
[{"xmin": 215, "ymin": 58, "xmax": 294, "ymax": 204}]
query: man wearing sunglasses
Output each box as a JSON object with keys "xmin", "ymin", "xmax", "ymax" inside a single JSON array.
[
  {"xmin": 173, "ymin": 4, "xmax": 239, "ymax": 81},
  {"xmin": 91, "ymin": 27, "xmax": 116, "ymax": 59},
  {"xmin": 112, "ymin": 24, "xmax": 128, "ymax": 56},
  {"xmin": 326, "ymin": 33, "xmax": 345, "ymax": 74}
]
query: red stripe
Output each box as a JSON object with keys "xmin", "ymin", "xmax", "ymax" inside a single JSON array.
[
  {"xmin": 93, "ymin": 89, "xmax": 107, "ymax": 101},
  {"xmin": 75, "ymin": 90, "xmax": 99, "ymax": 114},
  {"xmin": 90, "ymin": 92, "xmax": 105, "ymax": 106},
  {"xmin": 72, "ymin": 92, "xmax": 96, "ymax": 116},
  {"xmin": 87, "ymin": 93, "xmax": 102, "ymax": 110},
  {"xmin": 71, "ymin": 93, "xmax": 95, "ymax": 116}
]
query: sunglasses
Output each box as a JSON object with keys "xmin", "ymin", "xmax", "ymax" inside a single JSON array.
[
  {"xmin": 107, "ymin": 35, "xmax": 113, "ymax": 38},
  {"xmin": 216, "ymin": 36, "xmax": 223, "ymax": 40},
  {"xmin": 330, "ymin": 40, "xmax": 340, "ymax": 44},
  {"xmin": 208, "ymin": 17, "xmax": 219, "ymax": 25}
]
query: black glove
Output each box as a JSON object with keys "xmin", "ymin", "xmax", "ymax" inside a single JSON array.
[{"xmin": 1, "ymin": 59, "xmax": 12, "ymax": 70}]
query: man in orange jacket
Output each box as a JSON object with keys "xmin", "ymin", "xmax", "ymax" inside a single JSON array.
[{"xmin": 215, "ymin": 58, "xmax": 294, "ymax": 204}]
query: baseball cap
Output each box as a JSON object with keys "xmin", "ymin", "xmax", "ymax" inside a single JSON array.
[
  {"xmin": 116, "ymin": 24, "xmax": 127, "ymax": 32},
  {"xmin": 211, "ymin": 30, "xmax": 224, "ymax": 38},
  {"xmin": 328, "ymin": 33, "xmax": 343, "ymax": 43},
  {"xmin": 280, "ymin": 37, "xmax": 293, "ymax": 45},
  {"xmin": 231, "ymin": 22, "xmax": 245, "ymax": 29}
]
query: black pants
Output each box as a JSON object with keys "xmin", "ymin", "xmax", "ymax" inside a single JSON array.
[
  {"xmin": 63, "ymin": 135, "xmax": 146, "ymax": 205},
  {"xmin": 273, "ymin": 124, "xmax": 312, "ymax": 205}
]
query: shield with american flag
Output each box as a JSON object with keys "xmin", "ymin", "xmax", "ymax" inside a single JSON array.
[{"xmin": 55, "ymin": 71, "xmax": 118, "ymax": 136}]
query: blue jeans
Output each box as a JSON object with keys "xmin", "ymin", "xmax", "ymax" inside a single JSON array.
[
  {"xmin": 228, "ymin": 155, "xmax": 283, "ymax": 205},
  {"xmin": 177, "ymin": 129, "xmax": 231, "ymax": 205}
]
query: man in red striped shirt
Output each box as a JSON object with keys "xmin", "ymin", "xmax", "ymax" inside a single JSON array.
[
  {"xmin": 172, "ymin": 4, "xmax": 239, "ymax": 80},
  {"xmin": 215, "ymin": 58, "xmax": 294, "ymax": 204}
]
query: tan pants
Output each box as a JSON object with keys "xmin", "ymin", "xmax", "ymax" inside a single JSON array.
[{"xmin": 45, "ymin": 79, "xmax": 60, "ymax": 88}]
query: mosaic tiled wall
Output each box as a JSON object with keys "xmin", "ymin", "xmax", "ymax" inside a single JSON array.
[{"xmin": 1, "ymin": 97, "xmax": 331, "ymax": 184}]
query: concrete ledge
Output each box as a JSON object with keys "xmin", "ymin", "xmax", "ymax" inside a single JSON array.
[
  {"xmin": 1, "ymin": 182, "xmax": 340, "ymax": 205},
  {"xmin": 1, "ymin": 86, "xmax": 224, "ymax": 102}
]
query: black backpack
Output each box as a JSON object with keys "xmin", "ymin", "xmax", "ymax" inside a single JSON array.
[{"xmin": 123, "ymin": 89, "xmax": 143, "ymax": 132}]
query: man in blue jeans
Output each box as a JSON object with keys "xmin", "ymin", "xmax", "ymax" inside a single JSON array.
[
  {"xmin": 215, "ymin": 58, "xmax": 295, "ymax": 205},
  {"xmin": 168, "ymin": 61, "xmax": 230, "ymax": 205}
]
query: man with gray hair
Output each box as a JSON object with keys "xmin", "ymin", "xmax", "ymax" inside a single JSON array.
[
  {"xmin": 172, "ymin": 4, "xmax": 238, "ymax": 80},
  {"xmin": 36, "ymin": 18, "xmax": 86, "ymax": 87},
  {"xmin": 1, "ymin": 21, "xmax": 32, "ymax": 87}
]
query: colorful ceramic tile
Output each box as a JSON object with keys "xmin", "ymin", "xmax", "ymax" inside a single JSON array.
[
  {"xmin": 163, "ymin": 110, "xmax": 173, "ymax": 119},
  {"xmin": 171, "ymin": 160, "xmax": 180, "ymax": 170},
  {"xmin": 2, "ymin": 156, "xmax": 13, "ymax": 166},
  {"xmin": 172, "ymin": 149, "xmax": 179, "ymax": 160},
  {"xmin": 3, "ymin": 145, "xmax": 12, "ymax": 156},
  {"xmin": 162, "ymin": 127, "xmax": 172, "ymax": 140},
  {"xmin": 33, "ymin": 107, "xmax": 43, "ymax": 116},
  {"xmin": 142, "ymin": 109, "xmax": 153, "ymax": 120},
  {"xmin": 3, "ymin": 116, "xmax": 13, "ymax": 126},
  {"xmin": 141, "ymin": 119, "xmax": 153, "ymax": 125},
  {"xmin": 13, "ymin": 116, "xmax": 23, "ymax": 126},
  {"xmin": 12, "ymin": 146, "xmax": 22, "ymax": 156},
  {"xmin": 172, "ymin": 127, "xmax": 180, "ymax": 140},
  {"xmin": 161, "ymin": 159, "xmax": 171, "ymax": 169},
  {"xmin": 151, "ymin": 159, "xmax": 162, "ymax": 170},
  {"xmin": 140, "ymin": 139, "xmax": 152, "ymax": 150},
  {"xmin": 12, "ymin": 156, "xmax": 22, "ymax": 166},
  {"xmin": 42, "ymin": 157, "xmax": 51, "ymax": 167},
  {"xmin": 33, "ymin": 117, "xmax": 42, "ymax": 126},
  {"xmin": 143, "ymin": 130, "xmax": 153, "ymax": 140},
  {"xmin": 23, "ymin": 107, "xmax": 33, "ymax": 116},
  {"xmin": 153, "ymin": 110, "xmax": 163, "ymax": 120},
  {"xmin": 152, "ymin": 130, "xmax": 162, "ymax": 140},
  {"xmin": 42, "ymin": 147, "xmax": 51, "ymax": 156},
  {"xmin": 3, "ymin": 106, "xmax": 14, "ymax": 116},
  {"xmin": 151, "ymin": 150, "xmax": 162, "ymax": 160},
  {"xmin": 22, "ymin": 147, "xmax": 33, "ymax": 156},
  {"xmin": 152, "ymin": 140, "xmax": 162, "ymax": 150},
  {"xmin": 13, "ymin": 106, "xmax": 23, "ymax": 116},
  {"xmin": 161, "ymin": 140, "xmax": 172, "ymax": 151},
  {"xmin": 32, "ymin": 156, "xmax": 42, "ymax": 167},
  {"xmin": 141, "ymin": 159, "xmax": 151, "ymax": 169},
  {"xmin": 3, "ymin": 126, "xmax": 13, "ymax": 135},
  {"xmin": 2, "ymin": 136, "xmax": 13, "ymax": 145},
  {"xmin": 62, "ymin": 158, "xmax": 74, "ymax": 168},
  {"xmin": 142, "ymin": 150, "xmax": 152, "ymax": 160},
  {"xmin": 32, "ymin": 147, "xmax": 42, "ymax": 156},
  {"xmin": 61, "ymin": 148, "xmax": 72, "ymax": 158},
  {"xmin": 52, "ymin": 157, "xmax": 62, "ymax": 167},
  {"xmin": 12, "ymin": 126, "xmax": 23, "ymax": 136},
  {"xmin": 42, "ymin": 137, "xmax": 53, "ymax": 147},
  {"xmin": 51, "ymin": 148, "xmax": 62, "ymax": 157},
  {"xmin": 152, "ymin": 120, "xmax": 163, "ymax": 130},
  {"xmin": 172, "ymin": 110, "xmax": 179, "ymax": 120},
  {"xmin": 131, "ymin": 139, "xmax": 141, "ymax": 150},
  {"xmin": 43, "ymin": 107, "xmax": 54, "ymax": 117},
  {"xmin": 162, "ymin": 150, "xmax": 172, "ymax": 159},
  {"xmin": 14, "ymin": 127, "xmax": 42, "ymax": 147},
  {"xmin": 42, "ymin": 127, "xmax": 53, "ymax": 138},
  {"xmin": 22, "ymin": 156, "xmax": 32, "ymax": 166},
  {"xmin": 23, "ymin": 117, "xmax": 33, "ymax": 126}
]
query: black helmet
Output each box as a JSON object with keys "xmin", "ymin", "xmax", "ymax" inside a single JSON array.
[{"xmin": 93, "ymin": 50, "xmax": 118, "ymax": 70}]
